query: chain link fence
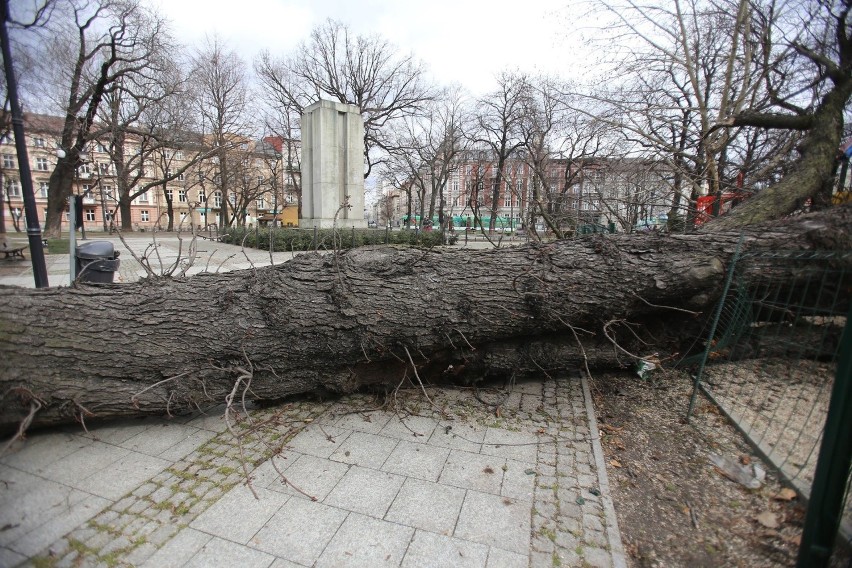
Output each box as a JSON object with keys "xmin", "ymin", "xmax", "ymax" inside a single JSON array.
[{"xmin": 686, "ymin": 248, "xmax": 852, "ymax": 563}]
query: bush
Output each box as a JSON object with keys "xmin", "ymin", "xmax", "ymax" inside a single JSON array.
[{"xmin": 220, "ymin": 227, "xmax": 457, "ymax": 252}]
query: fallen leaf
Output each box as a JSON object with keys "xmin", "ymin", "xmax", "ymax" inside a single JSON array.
[
  {"xmin": 756, "ymin": 512, "xmax": 780, "ymax": 529},
  {"xmin": 773, "ymin": 488, "xmax": 797, "ymax": 501},
  {"xmin": 483, "ymin": 466, "xmax": 495, "ymax": 474},
  {"xmin": 609, "ymin": 459, "xmax": 623, "ymax": 468},
  {"xmin": 739, "ymin": 455, "xmax": 751, "ymax": 466},
  {"xmin": 783, "ymin": 534, "xmax": 802, "ymax": 546}
]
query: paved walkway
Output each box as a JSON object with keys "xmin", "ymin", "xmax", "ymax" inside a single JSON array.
[{"xmin": 0, "ymin": 234, "xmax": 626, "ymax": 568}]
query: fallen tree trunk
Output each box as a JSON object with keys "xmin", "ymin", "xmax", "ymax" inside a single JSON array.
[{"xmin": 1, "ymin": 206, "xmax": 850, "ymax": 433}]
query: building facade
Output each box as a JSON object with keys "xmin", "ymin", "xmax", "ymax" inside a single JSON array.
[{"xmin": 0, "ymin": 113, "xmax": 301, "ymax": 233}]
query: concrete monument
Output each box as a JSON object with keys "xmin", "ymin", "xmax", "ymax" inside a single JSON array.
[{"xmin": 300, "ymin": 100, "xmax": 366, "ymax": 228}]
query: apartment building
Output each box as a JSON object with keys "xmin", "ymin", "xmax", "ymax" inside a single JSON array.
[
  {"xmin": 388, "ymin": 151, "xmax": 675, "ymax": 234},
  {"xmin": 0, "ymin": 113, "xmax": 301, "ymax": 233}
]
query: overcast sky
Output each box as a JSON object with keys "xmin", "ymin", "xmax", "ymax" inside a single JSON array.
[{"xmin": 154, "ymin": 0, "xmax": 592, "ymax": 94}]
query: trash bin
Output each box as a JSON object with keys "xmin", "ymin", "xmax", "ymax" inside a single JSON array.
[{"xmin": 75, "ymin": 241, "xmax": 121, "ymax": 283}]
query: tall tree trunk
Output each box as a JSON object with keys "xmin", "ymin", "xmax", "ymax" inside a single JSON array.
[{"xmin": 1, "ymin": 206, "xmax": 849, "ymax": 433}]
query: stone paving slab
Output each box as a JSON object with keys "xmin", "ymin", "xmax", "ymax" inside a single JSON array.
[{"xmin": 0, "ymin": 375, "xmax": 626, "ymax": 567}]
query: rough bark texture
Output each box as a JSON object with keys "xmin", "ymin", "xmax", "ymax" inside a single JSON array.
[{"xmin": 1, "ymin": 207, "xmax": 850, "ymax": 433}]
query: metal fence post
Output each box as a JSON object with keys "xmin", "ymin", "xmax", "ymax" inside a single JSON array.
[
  {"xmin": 686, "ymin": 235, "xmax": 744, "ymax": 421},
  {"xmin": 797, "ymin": 304, "xmax": 852, "ymax": 567}
]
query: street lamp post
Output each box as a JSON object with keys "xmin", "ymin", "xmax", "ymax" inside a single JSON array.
[{"xmin": 1, "ymin": 0, "xmax": 48, "ymax": 287}]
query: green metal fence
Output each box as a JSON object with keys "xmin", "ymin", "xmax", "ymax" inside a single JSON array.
[{"xmin": 686, "ymin": 248, "xmax": 852, "ymax": 563}]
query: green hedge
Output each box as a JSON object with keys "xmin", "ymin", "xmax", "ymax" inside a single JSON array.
[{"xmin": 219, "ymin": 227, "xmax": 457, "ymax": 251}]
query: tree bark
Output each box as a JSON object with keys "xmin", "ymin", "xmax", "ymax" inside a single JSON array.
[{"xmin": 1, "ymin": 206, "xmax": 850, "ymax": 433}]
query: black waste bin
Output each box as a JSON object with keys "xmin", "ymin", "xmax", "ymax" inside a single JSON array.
[{"xmin": 75, "ymin": 241, "xmax": 121, "ymax": 283}]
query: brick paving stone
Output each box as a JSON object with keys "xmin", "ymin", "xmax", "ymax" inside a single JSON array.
[
  {"xmin": 100, "ymin": 535, "xmax": 132, "ymax": 556},
  {"xmin": 315, "ymin": 513, "xmax": 414, "ymax": 568},
  {"xmin": 123, "ymin": 541, "xmax": 158, "ymax": 565},
  {"xmin": 385, "ymin": 477, "xmax": 466, "ymax": 534},
  {"xmin": 402, "ymin": 530, "xmax": 488, "ymax": 568},
  {"xmin": 485, "ymin": 546, "xmax": 527, "ymax": 568},
  {"xmin": 584, "ymin": 545, "xmax": 616, "ymax": 568},
  {"xmin": 585, "ymin": 528, "xmax": 609, "ymax": 548}
]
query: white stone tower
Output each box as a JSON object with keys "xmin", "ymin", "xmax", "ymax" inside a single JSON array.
[{"xmin": 300, "ymin": 100, "xmax": 366, "ymax": 228}]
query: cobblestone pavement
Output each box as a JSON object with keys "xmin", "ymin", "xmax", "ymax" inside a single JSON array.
[
  {"xmin": 1, "ymin": 235, "xmax": 625, "ymax": 567},
  {"xmin": 0, "ymin": 377, "xmax": 625, "ymax": 568}
]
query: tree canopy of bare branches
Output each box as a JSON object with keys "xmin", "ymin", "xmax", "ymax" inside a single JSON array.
[
  {"xmin": 255, "ymin": 18, "xmax": 434, "ymax": 179},
  {"xmin": 24, "ymin": 0, "xmax": 174, "ymax": 237}
]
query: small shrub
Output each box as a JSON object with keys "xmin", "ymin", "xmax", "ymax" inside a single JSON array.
[{"xmin": 220, "ymin": 227, "xmax": 456, "ymax": 251}]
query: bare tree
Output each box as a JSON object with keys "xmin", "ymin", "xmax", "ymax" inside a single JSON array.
[
  {"xmin": 190, "ymin": 35, "xmax": 253, "ymax": 229},
  {"xmin": 94, "ymin": 48, "xmax": 197, "ymax": 231},
  {"xmin": 471, "ymin": 71, "xmax": 532, "ymax": 232},
  {"xmin": 381, "ymin": 87, "xmax": 469, "ymax": 233},
  {"xmin": 255, "ymin": 19, "xmax": 434, "ymax": 178},
  {"xmin": 587, "ymin": 0, "xmax": 848, "ymax": 230},
  {"xmin": 522, "ymin": 79, "xmax": 610, "ymax": 238},
  {"xmin": 25, "ymin": 0, "xmax": 172, "ymax": 237},
  {"xmin": 709, "ymin": 0, "xmax": 852, "ymax": 228}
]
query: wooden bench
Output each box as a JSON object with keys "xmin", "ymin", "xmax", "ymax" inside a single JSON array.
[{"xmin": 2, "ymin": 246, "xmax": 27, "ymax": 260}]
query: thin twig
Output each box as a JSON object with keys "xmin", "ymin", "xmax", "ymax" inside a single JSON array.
[
  {"xmin": 403, "ymin": 345, "xmax": 442, "ymax": 415},
  {"xmin": 630, "ymin": 292, "xmax": 702, "ymax": 315}
]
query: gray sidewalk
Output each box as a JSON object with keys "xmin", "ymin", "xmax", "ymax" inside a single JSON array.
[
  {"xmin": 0, "ymin": 233, "xmax": 302, "ymax": 288},
  {"xmin": 0, "ymin": 235, "xmax": 626, "ymax": 567}
]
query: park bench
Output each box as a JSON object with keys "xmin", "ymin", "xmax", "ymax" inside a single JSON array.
[{"xmin": 1, "ymin": 245, "xmax": 28, "ymax": 260}]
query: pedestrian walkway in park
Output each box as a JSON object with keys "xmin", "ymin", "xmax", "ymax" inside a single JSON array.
[{"xmin": 0, "ymin": 234, "xmax": 626, "ymax": 567}]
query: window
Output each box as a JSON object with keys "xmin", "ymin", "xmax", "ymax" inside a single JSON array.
[
  {"xmin": 81, "ymin": 184, "xmax": 92, "ymax": 197},
  {"xmin": 85, "ymin": 209, "xmax": 96, "ymax": 221},
  {"xmin": 36, "ymin": 157, "xmax": 49, "ymax": 171},
  {"xmin": 285, "ymin": 193, "xmax": 295, "ymax": 203},
  {"xmin": 138, "ymin": 191, "xmax": 149, "ymax": 203},
  {"xmin": 140, "ymin": 210, "xmax": 149, "ymax": 222},
  {"xmin": 504, "ymin": 195, "xmax": 512, "ymax": 207},
  {"xmin": 257, "ymin": 175, "xmax": 264, "ymax": 185},
  {"xmin": 213, "ymin": 192, "xmax": 222, "ymax": 208},
  {"xmin": 174, "ymin": 150, "xmax": 183, "ymax": 160},
  {"xmin": 98, "ymin": 162, "xmax": 110, "ymax": 175},
  {"xmin": 6, "ymin": 179, "xmax": 20, "ymax": 197},
  {"xmin": 197, "ymin": 189, "xmax": 206, "ymax": 202},
  {"xmin": 103, "ymin": 185, "xmax": 113, "ymax": 200},
  {"xmin": 179, "ymin": 212, "xmax": 188, "ymax": 223},
  {"xmin": 105, "ymin": 211, "xmax": 112, "ymax": 222},
  {"xmin": 2, "ymin": 154, "xmax": 14, "ymax": 168},
  {"xmin": 33, "ymin": 137, "xmax": 45, "ymax": 148},
  {"xmin": 256, "ymin": 197, "xmax": 265, "ymax": 209},
  {"xmin": 96, "ymin": 142, "xmax": 107, "ymax": 153},
  {"xmin": 178, "ymin": 189, "xmax": 187, "ymax": 203},
  {"xmin": 0, "ymin": 134, "xmax": 12, "ymax": 144},
  {"xmin": 165, "ymin": 188, "xmax": 173, "ymax": 201},
  {"xmin": 39, "ymin": 182, "xmax": 49, "ymax": 198},
  {"xmin": 79, "ymin": 163, "xmax": 92, "ymax": 176},
  {"xmin": 177, "ymin": 171, "xmax": 185, "ymax": 181}
]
